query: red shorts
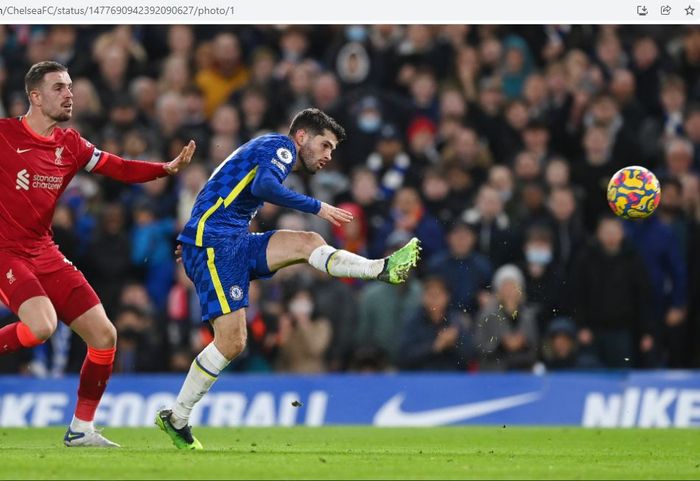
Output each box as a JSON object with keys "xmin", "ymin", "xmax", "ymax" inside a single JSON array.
[{"xmin": 0, "ymin": 244, "xmax": 100, "ymax": 324}]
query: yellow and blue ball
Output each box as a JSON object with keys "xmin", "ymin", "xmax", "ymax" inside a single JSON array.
[{"xmin": 606, "ymin": 166, "xmax": 661, "ymax": 219}]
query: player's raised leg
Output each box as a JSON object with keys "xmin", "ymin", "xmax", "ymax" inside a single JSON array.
[
  {"xmin": 266, "ymin": 229, "xmax": 421, "ymax": 284},
  {"xmin": 64, "ymin": 304, "xmax": 119, "ymax": 448},
  {"xmin": 157, "ymin": 309, "xmax": 245, "ymax": 450}
]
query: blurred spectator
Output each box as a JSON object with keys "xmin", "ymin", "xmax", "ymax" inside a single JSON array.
[
  {"xmin": 331, "ymin": 202, "xmax": 369, "ymax": 258},
  {"xmin": 113, "ymin": 305, "xmax": 164, "ymax": 372},
  {"xmin": 307, "ymin": 267, "xmax": 359, "ymax": 372},
  {"xmin": 371, "ymin": 186, "xmax": 446, "ymax": 262},
  {"xmin": 573, "ymin": 124, "xmax": 621, "ymax": 231},
  {"xmin": 130, "ymin": 197, "xmax": 176, "ymax": 310},
  {"xmin": 82, "ymin": 203, "xmax": 134, "ymax": 318},
  {"xmin": 640, "ymin": 75, "xmax": 688, "ymax": 166},
  {"xmin": 631, "ymin": 35, "xmax": 663, "ymax": 118},
  {"xmin": 572, "ymin": 216, "xmax": 655, "ymax": 368},
  {"xmin": 624, "ymin": 213, "xmax": 688, "ymax": 368},
  {"xmin": 398, "ymin": 276, "xmax": 473, "ymax": 370},
  {"xmin": 546, "ymin": 186, "xmax": 586, "ymax": 271},
  {"xmin": 662, "ymin": 137, "xmax": 695, "ymax": 181},
  {"xmin": 609, "ymin": 68, "xmax": 646, "ymax": 133},
  {"xmin": 474, "ymin": 264, "xmax": 539, "ymax": 371},
  {"xmin": 420, "ymin": 167, "xmax": 465, "ymax": 226},
  {"xmin": 427, "ymin": 221, "xmax": 492, "ymax": 315},
  {"xmin": 517, "ymin": 224, "xmax": 569, "ymax": 333},
  {"xmin": 195, "ymin": 32, "xmax": 250, "ymax": 117},
  {"xmin": 366, "ymin": 123, "xmax": 415, "ymax": 198},
  {"xmin": 275, "ymin": 289, "xmax": 331, "ymax": 373},
  {"xmin": 335, "ymin": 166, "xmax": 389, "ymax": 241},
  {"xmin": 541, "ymin": 316, "xmax": 600, "ymax": 370},
  {"xmin": 356, "ymin": 232, "xmax": 423, "ymax": 366},
  {"xmin": 462, "ymin": 184, "xmax": 519, "ymax": 267}
]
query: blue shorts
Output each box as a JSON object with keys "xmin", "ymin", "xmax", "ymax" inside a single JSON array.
[{"xmin": 181, "ymin": 230, "xmax": 276, "ymax": 322}]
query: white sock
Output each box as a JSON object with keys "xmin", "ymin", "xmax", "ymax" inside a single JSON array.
[
  {"xmin": 170, "ymin": 343, "xmax": 230, "ymax": 429},
  {"xmin": 308, "ymin": 245, "xmax": 385, "ymax": 279},
  {"xmin": 70, "ymin": 415, "xmax": 94, "ymax": 433}
]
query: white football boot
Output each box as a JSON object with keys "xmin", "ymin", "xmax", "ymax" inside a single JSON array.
[{"xmin": 63, "ymin": 428, "xmax": 120, "ymax": 448}]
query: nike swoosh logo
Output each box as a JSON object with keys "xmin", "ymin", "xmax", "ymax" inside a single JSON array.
[
  {"xmin": 373, "ymin": 391, "xmax": 541, "ymax": 426},
  {"xmin": 65, "ymin": 432, "xmax": 84, "ymax": 442},
  {"xmin": 16, "ymin": 148, "xmax": 32, "ymax": 154}
]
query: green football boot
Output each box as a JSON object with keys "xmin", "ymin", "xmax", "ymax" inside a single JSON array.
[
  {"xmin": 377, "ymin": 237, "xmax": 421, "ymax": 284},
  {"xmin": 155, "ymin": 409, "xmax": 203, "ymax": 450}
]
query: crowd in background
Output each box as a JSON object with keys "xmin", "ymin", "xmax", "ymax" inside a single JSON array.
[{"xmin": 0, "ymin": 24, "xmax": 699, "ymax": 376}]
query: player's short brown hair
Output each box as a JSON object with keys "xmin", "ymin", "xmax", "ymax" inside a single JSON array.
[
  {"xmin": 25, "ymin": 61, "xmax": 68, "ymax": 97},
  {"xmin": 289, "ymin": 108, "xmax": 346, "ymax": 143}
]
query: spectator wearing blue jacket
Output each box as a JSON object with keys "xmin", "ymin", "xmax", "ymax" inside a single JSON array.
[
  {"xmin": 624, "ymin": 215, "xmax": 688, "ymax": 367},
  {"xmin": 427, "ymin": 221, "xmax": 492, "ymax": 315},
  {"xmin": 131, "ymin": 197, "xmax": 177, "ymax": 310}
]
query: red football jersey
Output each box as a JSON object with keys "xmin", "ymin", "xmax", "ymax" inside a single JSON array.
[{"xmin": 0, "ymin": 117, "xmax": 102, "ymax": 253}]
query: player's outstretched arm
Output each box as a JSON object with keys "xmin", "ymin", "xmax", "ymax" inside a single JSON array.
[
  {"xmin": 317, "ymin": 202, "xmax": 354, "ymax": 226},
  {"xmin": 164, "ymin": 140, "xmax": 196, "ymax": 175},
  {"xmin": 90, "ymin": 140, "xmax": 196, "ymax": 183}
]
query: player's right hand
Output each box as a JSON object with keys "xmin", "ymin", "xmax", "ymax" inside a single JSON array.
[
  {"xmin": 317, "ymin": 202, "xmax": 354, "ymax": 226},
  {"xmin": 174, "ymin": 244, "xmax": 183, "ymax": 263}
]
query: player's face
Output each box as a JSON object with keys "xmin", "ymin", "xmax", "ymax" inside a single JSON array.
[
  {"xmin": 298, "ymin": 129, "xmax": 338, "ymax": 174},
  {"xmin": 35, "ymin": 71, "xmax": 74, "ymax": 122}
]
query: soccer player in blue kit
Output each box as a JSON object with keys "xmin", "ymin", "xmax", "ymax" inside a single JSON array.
[{"xmin": 156, "ymin": 108, "xmax": 420, "ymax": 449}]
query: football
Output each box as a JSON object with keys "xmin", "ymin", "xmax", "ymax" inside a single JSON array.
[{"xmin": 606, "ymin": 166, "xmax": 661, "ymax": 219}]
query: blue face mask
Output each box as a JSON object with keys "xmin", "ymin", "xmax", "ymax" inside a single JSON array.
[
  {"xmin": 358, "ymin": 114, "xmax": 381, "ymax": 133},
  {"xmin": 526, "ymin": 248, "xmax": 552, "ymax": 265},
  {"xmin": 346, "ymin": 25, "xmax": 368, "ymax": 43}
]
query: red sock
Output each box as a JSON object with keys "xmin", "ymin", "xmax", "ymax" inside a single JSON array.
[
  {"xmin": 0, "ymin": 322, "xmax": 44, "ymax": 355},
  {"xmin": 75, "ymin": 346, "xmax": 115, "ymax": 422}
]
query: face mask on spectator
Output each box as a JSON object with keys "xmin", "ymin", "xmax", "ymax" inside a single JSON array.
[
  {"xmin": 499, "ymin": 190, "xmax": 513, "ymax": 202},
  {"xmin": 289, "ymin": 299, "xmax": 314, "ymax": 317},
  {"xmin": 358, "ymin": 113, "xmax": 381, "ymax": 133},
  {"xmin": 345, "ymin": 26, "xmax": 368, "ymax": 43},
  {"xmin": 526, "ymin": 247, "xmax": 552, "ymax": 265}
]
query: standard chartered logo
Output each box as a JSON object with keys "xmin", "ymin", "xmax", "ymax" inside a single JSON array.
[
  {"xmin": 15, "ymin": 169, "xmax": 29, "ymax": 190},
  {"xmin": 15, "ymin": 170, "xmax": 63, "ymax": 191}
]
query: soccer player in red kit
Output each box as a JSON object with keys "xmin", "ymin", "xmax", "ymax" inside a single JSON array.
[{"xmin": 0, "ymin": 61, "xmax": 196, "ymax": 447}]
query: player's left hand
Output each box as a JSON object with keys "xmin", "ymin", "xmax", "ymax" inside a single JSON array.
[
  {"xmin": 164, "ymin": 140, "xmax": 196, "ymax": 175},
  {"xmin": 317, "ymin": 202, "xmax": 354, "ymax": 226},
  {"xmin": 174, "ymin": 244, "xmax": 183, "ymax": 263}
]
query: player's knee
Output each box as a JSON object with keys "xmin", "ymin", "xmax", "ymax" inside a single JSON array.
[
  {"xmin": 299, "ymin": 231, "xmax": 326, "ymax": 256},
  {"xmin": 30, "ymin": 316, "xmax": 57, "ymax": 341},
  {"xmin": 94, "ymin": 321, "xmax": 117, "ymax": 349},
  {"xmin": 217, "ymin": 329, "xmax": 247, "ymax": 360}
]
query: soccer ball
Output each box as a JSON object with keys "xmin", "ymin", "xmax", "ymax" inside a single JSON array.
[{"xmin": 606, "ymin": 165, "xmax": 661, "ymax": 219}]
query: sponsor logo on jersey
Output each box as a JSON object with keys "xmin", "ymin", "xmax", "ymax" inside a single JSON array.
[
  {"xmin": 54, "ymin": 146, "xmax": 64, "ymax": 165},
  {"xmin": 276, "ymin": 148, "xmax": 293, "ymax": 164},
  {"xmin": 15, "ymin": 170, "xmax": 63, "ymax": 191},
  {"xmin": 6, "ymin": 269, "xmax": 15, "ymax": 285},
  {"xmin": 271, "ymin": 158, "xmax": 286, "ymax": 173},
  {"xmin": 230, "ymin": 285, "xmax": 243, "ymax": 301},
  {"xmin": 16, "ymin": 148, "xmax": 32, "ymax": 154},
  {"xmin": 15, "ymin": 169, "xmax": 29, "ymax": 190}
]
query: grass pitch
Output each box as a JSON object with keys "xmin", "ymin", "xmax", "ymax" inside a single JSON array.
[{"xmin": 0, "ymin": 426, "xmax": 697, "ymax": 479}]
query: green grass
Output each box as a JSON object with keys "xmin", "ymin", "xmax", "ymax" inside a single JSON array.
[{"xmin": 0, "ymin": 427, "xmax": 698, "ymax": 479}]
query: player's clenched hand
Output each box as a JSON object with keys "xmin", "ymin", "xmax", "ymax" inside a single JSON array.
[
  {"xmin": 174, "ymin": 244, "xmax": 183, "ymax": 263},
  {"xmin": 317, "ymin": 202, "xmax": 354, "ymax": 226},
  {"xmin": 164, "ymin": 140, "xmax": 196, "ymax": 175}
]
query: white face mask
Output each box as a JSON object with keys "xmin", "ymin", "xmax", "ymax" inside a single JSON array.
[
  {"xmin": 358, "ymin": 113, "xmax": 381, "ymax": 133},
  {"xmin": 526, "ymin": 247, "xmax": 552, "ymax": 265},
  {"xmin": 289, "ymin": 299, "xmax": 314, "ymax": 317}
]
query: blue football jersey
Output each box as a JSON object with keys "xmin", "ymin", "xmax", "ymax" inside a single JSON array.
[{"xmin": 178, "ymin": 133, "xmax": 298, "ymax": 246}]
